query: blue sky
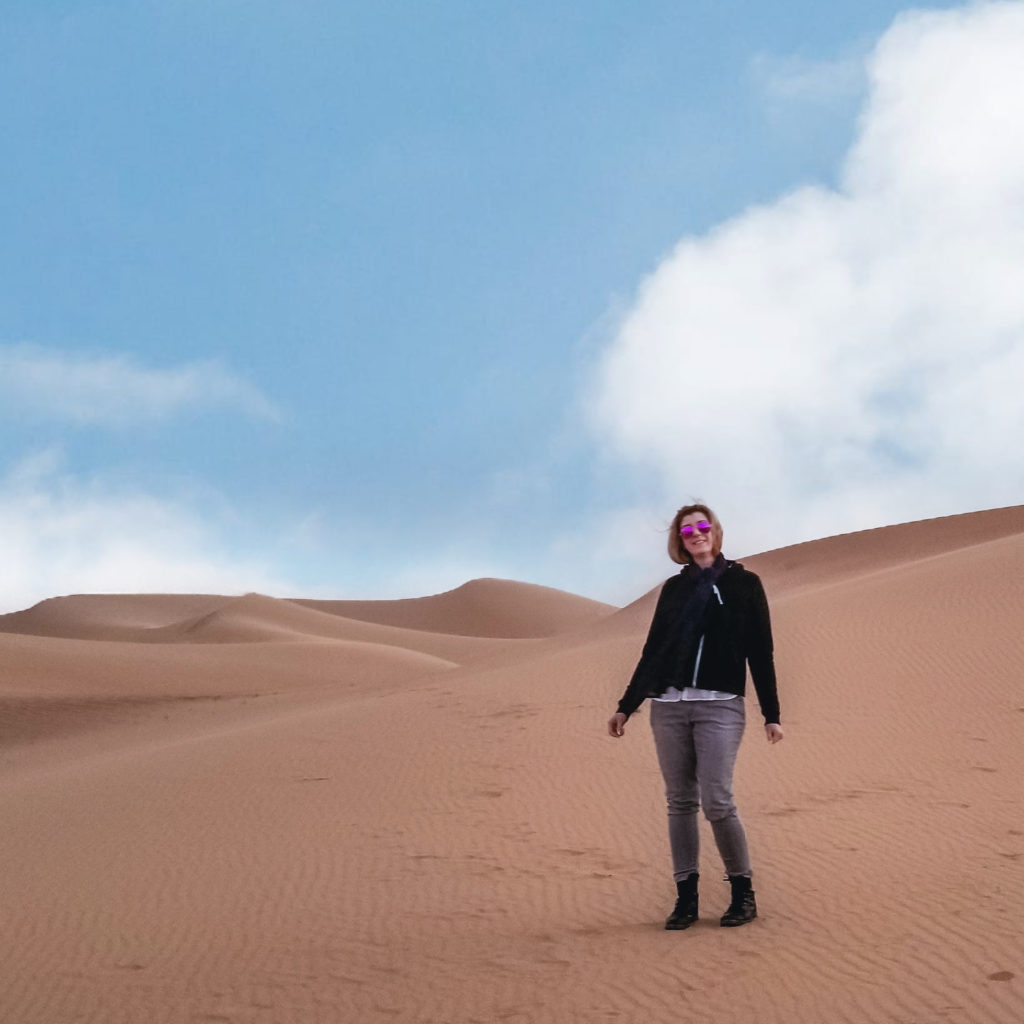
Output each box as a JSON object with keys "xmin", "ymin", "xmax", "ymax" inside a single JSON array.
[{"xmin": 7, "ymin": 0, "xmax": 1024, "ymax": 611}]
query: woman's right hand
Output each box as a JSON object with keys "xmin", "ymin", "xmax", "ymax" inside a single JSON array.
[{"xmin": 607, "ymin": 712, "xmax": 627, "ymax": 738}]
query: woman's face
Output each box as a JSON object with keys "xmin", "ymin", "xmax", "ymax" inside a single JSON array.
[{"xmin": 679, "ymin": 511, "xmax": 714, "ymax": 562}]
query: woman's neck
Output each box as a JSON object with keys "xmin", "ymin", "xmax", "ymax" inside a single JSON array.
[{"xmin": 692, "ymin": 552, "xmax": 715, "ymax": 569}]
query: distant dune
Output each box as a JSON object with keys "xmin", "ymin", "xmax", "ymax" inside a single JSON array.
[
  {"xmin": 295, "ymin": 577, "xmax": 617, "ymax": 638},
  {"xmin": 2, "ymin": 508, "xmax": 1023, "ymax": 1023}
]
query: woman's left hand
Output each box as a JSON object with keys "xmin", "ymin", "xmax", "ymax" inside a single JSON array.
[{"xmin": 765, "ymin": 723, "xmax": 784, "ymax": 744}]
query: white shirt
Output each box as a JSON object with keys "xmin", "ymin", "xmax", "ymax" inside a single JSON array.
[{"xmin": 653, "ymin": 685, "xmax": 737, "ymax": 702}]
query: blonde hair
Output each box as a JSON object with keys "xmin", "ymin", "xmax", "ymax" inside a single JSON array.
[{"xmin": 667, "ymin": 502, "xmax": 724, "ymax": 565}]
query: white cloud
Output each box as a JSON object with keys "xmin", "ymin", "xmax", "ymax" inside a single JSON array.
[
  {"xmin": 752, "ymin": 49, "xmax": 867, "ymax": 108},
  {"xmin": 0, "ymin": 344, "xmax": 279, "ymax": 425},
  {"xmin": 587, "ymin": 2, "xmax": 1024, "ymax": 563},
  {"xmin": 0, "ymin": 452, "xmax": 294, "ymax": 612}
]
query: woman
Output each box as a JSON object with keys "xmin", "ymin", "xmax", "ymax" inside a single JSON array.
[{"xmin": 607, "ymin": 502, "xmax": 783, "ymax": 930}]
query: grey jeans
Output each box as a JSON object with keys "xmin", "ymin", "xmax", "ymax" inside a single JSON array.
[{"xmin": 649, "ymin": 697, "xmax": 752, "ymax": 881}]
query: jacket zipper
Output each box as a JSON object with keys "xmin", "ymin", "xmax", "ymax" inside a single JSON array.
[{"xmin": 692, "ymin": 586, "xmax": 724, "ymax": 686}]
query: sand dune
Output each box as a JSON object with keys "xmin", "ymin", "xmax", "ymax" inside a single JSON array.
[
  {"xmin": 744, "ymin": 502, "xmax": 1024, "ymax": 595},
  {"xmin": 296, "ymin": 576, "xmax": 616, "ymax": 638},
  {"xmin": 0, "ymin": 592, "xmax": 229, "ymax": 641},
  {"xmin": 2, "ymin": 507, "xmax": 1023, "ymax": 1023}
]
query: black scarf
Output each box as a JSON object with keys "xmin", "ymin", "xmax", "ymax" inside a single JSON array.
[{"xmin": 674, "ymin": 553, "xmax": 729, "ymax": 679}]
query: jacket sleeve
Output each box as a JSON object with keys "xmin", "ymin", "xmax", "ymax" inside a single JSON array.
[
  {"xmin": 745, "ymin": 574, "xmax": 781, "ymax": 725},
  {"xmin": 616, "ymin": 580, "xmax": 673, "ymax": 718}
]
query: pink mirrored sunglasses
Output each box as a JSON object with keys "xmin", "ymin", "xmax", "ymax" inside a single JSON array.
[{"xmin": 679, "ymin": 520, "xmax": 712, "ymax": 538}]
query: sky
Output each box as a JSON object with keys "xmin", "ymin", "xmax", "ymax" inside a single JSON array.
[{"xmin": 3, "ymin": 0, "xmax": 1022, "ymax": 611}]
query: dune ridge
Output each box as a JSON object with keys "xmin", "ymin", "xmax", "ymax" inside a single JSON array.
[
  {"xmin": 295, "ymin": 576, "xmax": 617, "ymax": 637},
  {"xmin": 2, "ymin": 506, "xmax": 1023, "ymax": 1023},
  {"xmin": 0, "ymin": 577, "xmax": 614, "ymax": 643}
]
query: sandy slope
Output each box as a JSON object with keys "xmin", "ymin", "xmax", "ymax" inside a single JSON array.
[{"xmin": 1, "ymin": 510, "xmax": 1023, "ymax": 1024}]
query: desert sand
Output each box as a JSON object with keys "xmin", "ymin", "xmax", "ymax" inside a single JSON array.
[{"xmin": 2, "ymin": 509, "xmax": 1023, "ymax": 1024}]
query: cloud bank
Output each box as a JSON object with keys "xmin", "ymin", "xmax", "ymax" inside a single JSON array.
[
  {"xmin": 0, "ymin": 452, "xmax": 293, "ymax": 612},
  {"xmin": 0, "ymin": 345, "xmax": 279, "ymax": 425},
  {"xmin": 588, "ymin": 2, "xmax": 1024, "ymax": 565}
]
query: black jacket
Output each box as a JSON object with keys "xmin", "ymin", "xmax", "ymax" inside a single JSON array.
[{"xmin": 616, "ymin": 560, "xmax": 781, "ymax": 725}]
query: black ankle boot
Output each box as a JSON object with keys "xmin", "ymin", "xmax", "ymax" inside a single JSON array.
[
  {"xmin": 665, "ymin": 872, "xmax": 699, "ymax": 930},
  {"xmin": 720, "ymin": 874, "xmax": 757, "ymax": 927}
]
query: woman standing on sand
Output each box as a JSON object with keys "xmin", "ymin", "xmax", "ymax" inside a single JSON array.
[{"xmin": 607, "ymin": 502, "xmax": 783, "ymax": 930}]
